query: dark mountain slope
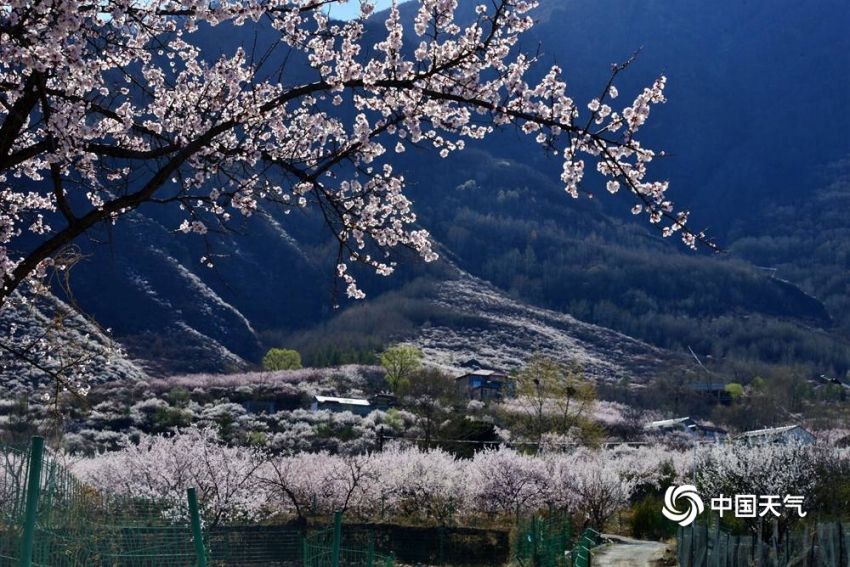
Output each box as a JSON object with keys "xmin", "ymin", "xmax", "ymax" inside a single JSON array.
[
  {"xmin": 732, "ymin": 160, "xmax": 850, "ymax": 332},
  {"xmin": 58, "ymin": 205, "xmax": 332, "ymax": 374},
  {"xmin": 498, "ymin": 0, "xmax": 850, "ymax": 235},
  {"xmin": 299, "ymin": 147, "xmax": 848, "ymax": 376}
]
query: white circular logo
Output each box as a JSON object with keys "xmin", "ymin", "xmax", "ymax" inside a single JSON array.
[{"xmin": 662, "ymin": 484, "xmax": 704, "ymax": 526}]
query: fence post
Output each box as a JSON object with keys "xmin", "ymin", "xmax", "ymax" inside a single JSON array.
[
  {"xmin": 784, "ymin": 529, "xmax": 789, "ymax": 567},
  {"xmin": 713, "ymin": 518, "xmax": 721, "ymax": 567},
  {"xmin": 690, "ymin": 522, "xmax": 696, "ymax": 567},
  {"xmin": 808, "ymin": 526, "xmax": 816, "ymax": 566},
  {"xmin": 19, "ymin": 436, "xmax": 44, "ymax": 567},
  {"xmin": 187, "ymin": 488, "xmax": 207, "ymax": 567},
  {"xmin": 530, "ymin": 515, "xmax": 536, "ymax": 560},
  {"xmin": 332, "ymin": 510, "xmax": 342, "ymax": 567}
]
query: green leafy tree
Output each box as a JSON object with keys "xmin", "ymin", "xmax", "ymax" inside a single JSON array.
[
  {"xmin": 724, "ymin": 382, "xmax": 744, "ymax": 401},
  {"xmin": 379, "ymin": 344, "xmax": 423, "ymax": 395},
  {"xmin": 151, "ymin": 406, "xmax": 192, "ymax": 434},
  {"xmin": 262, "ymin": 348, "xmax": 302, "ymax": 371}
]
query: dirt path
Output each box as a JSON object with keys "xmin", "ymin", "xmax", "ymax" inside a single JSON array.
[{"xmin": 590, "ymin": 535, "xmax": 674, "ymax": 567}]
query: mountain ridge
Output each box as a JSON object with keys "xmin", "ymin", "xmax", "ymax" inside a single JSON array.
[{"xmin": 411, "ymin": 269, "xmax": 676, "ymax": 382}]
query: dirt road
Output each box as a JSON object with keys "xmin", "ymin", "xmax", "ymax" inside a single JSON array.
[{"xmin": 590, "ymin": 535, "xmax": 674, "ymax": 567}]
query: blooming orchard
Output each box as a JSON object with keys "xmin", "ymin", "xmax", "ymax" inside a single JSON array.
[
  {"xmin": 73, "ymin": 430, "xmax": 850, "ymax": 532},
  {"xmin": 0, "ymin": 0, "xmax": 700, "ymax": 305},
  {"xmin": 73, "ymin": 428, "xmax": 691, "ymax": 527}
]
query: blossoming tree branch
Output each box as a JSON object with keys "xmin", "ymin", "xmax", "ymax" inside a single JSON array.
[{"xmin": 0, "ymin": 0, "xmax": 704, "ymax": 308}]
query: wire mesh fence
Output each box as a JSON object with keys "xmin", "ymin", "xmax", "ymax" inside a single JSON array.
[
  {"xmin": 342, "ymin": 522, "xmax": 511, "ymax": 567},
  {"xmin": 303, "ymin": 513, "xmax": 394, "ymax": 567},
  {"xmin": 511, "ymin": 512, "xmax": 573, "ymax": 567},
  {"xmin": 677, "ymin": 521, "xmax": 850, "ymax": 567},
  {"xmin": 0, "ymin": 442, "xmax": 29, "ymax": 566},
  {"xmin": 569, "ymin": 528, "xmax": 600, "ymax": 567},
  {"xmin": 0, "ymin": 436, "xmax": 204, "ymax": 567},
  {"xmin": 207, "ymin": 525, "xmax": 302, "ymax": 566}
]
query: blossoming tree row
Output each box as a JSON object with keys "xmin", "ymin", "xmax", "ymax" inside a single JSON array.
[
  {"xmin": 74, "ymin": 427, "xmax": 691, "ymax": 528},
  {"xmin": 73, "ymin": 427, "xmax": 850, "ymax": 534}
]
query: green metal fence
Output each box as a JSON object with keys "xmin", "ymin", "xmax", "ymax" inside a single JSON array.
[
  {"xmin": 0, "ymin": 436, "xmax": 206, "ymax": 567},
  {"xmin": 511, "ymin": 513, "xmax": 574, "ymax": 567},
  {"xmin": 569, "ymin": 528, "xmax": 599, "ymax": 567},
  {"xmin": 0, "ymin": 441, "xmax": 29, "ymax": 566},
  {"xmin": 321, "ymin": 521, "xmax": 511, "ymax": 566},
  {"xmin": 303, "ymin": 512, "xmax": 394, "ymax": 567},
  {"xmin": 207, "ymin": 525, "xmax": 302, "ymax": 566},
  {"xmin": 677, "ymin": 521, "xmax": 850, "ymax": 567}
]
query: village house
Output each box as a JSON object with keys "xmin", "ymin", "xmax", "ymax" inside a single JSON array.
[
  {"xmin": 646, "ymin": 417, "xmax": 728, "ymax": 441},
  {"xmin": 455, "ymin": 368, "xmax": 510, "ymax": 401},
  {"xmin": 311, "ymin": 395, "xmax": 372, "ymax": 416},
  {"xmin": 736, "ymin": 425, "xmax": 815, "ymax": 446}
]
